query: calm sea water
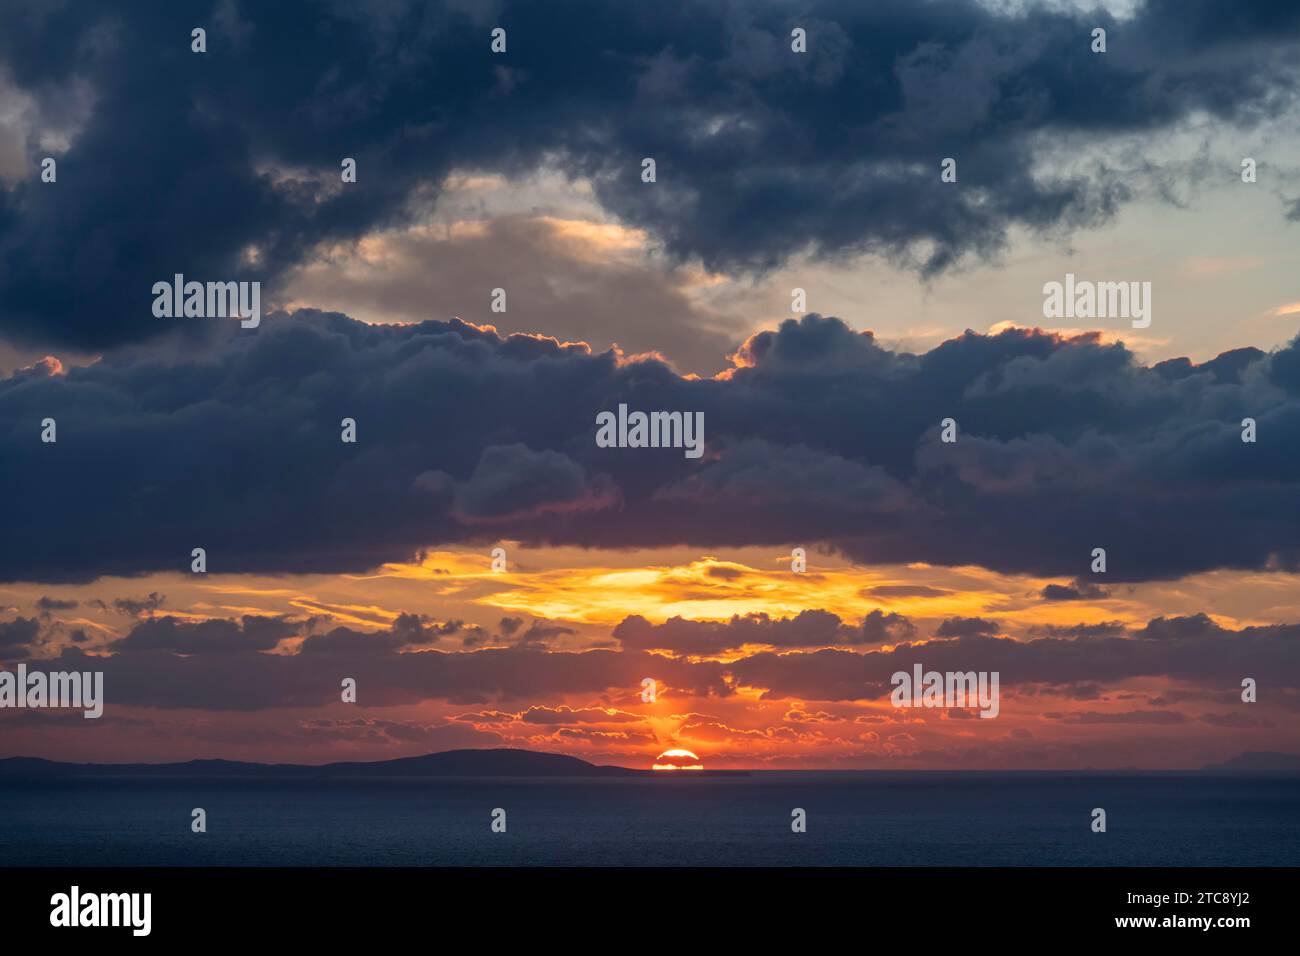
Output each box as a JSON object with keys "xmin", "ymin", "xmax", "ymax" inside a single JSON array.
[{"xmin": 1, "ymin": 773, "xmax": 1296, "ymax": 866}]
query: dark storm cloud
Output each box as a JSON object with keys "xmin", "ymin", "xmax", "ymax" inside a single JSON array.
[
  {"xmin": 1026, "ymin": 622, "xmax": 1127, "ymax": 639},
  {"xmin": 615, "ymin": 608, "xmax": 914, "ymax": 654},
  {"xmin": 1041, "ymin": 580, "xmax": 1107, "ymax": 601},
  {"xmin": 0, "ymin": 616, "xmax": 40, "ymax": 651},
  {"xmin": 109, "ymin": 615, "xmax": 295, "ymax": 655},
  {"xmin": 299, "ymin": 614, "xmax": 467, "ymax": 654},
  {"xmin": 2, "ymin": 0, "xmax": 1299, "ymax": 348},
  {"xmin": 447, "ymin": 442, "xmax": 619, "ymax": 521},
  {"xmin": 111, "ymin": 592, "xmax": 166, "ymax": 617},
  {"xmin": 1133, "ymin": 613, "xmax": 1223, "ymax": 640},
  {"xmin": 935, "ymin": 617, "xmax": 1000, "ymax": 638},
  {"xmin": 34, "ymin": 596, "xmax": 78, "ymax": 611},
  {"xmin": 389, "ymin": 612, "xmax": 465, "ymax": 646},
  {"xmin": 5, "ymin": 310, "xmax": 1300, "ymax": 581}
]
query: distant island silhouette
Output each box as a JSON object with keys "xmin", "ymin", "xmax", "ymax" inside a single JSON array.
[
  {"xmin": 1201, "ymin": 751, "xmax": 1300, "ymax": 773},
  {"xmin": 2, "ymin": 747, "xmax": 1296, "ymax": 776},
  {"xmin": 0, "ymin": 747, "xmax": 749, "ymax": 778}
]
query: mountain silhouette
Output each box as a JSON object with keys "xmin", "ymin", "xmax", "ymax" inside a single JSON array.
[{"xmin": 0, "ymin": 747, "xmax": 648, "ymax": 778}]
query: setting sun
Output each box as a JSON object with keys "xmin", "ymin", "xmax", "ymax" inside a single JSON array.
[{"xmin": 653, "ymin": 748, "xmax": 704, "ymax": 771}]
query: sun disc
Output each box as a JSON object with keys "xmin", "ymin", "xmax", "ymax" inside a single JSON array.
[{"xmin": 653, "ymin": 748, "xmax": 704, "ymax": 771}]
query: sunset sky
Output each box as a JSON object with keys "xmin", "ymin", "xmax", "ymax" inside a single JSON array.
[{"xmin": 2, "ymin": 0, "xmax": 1300, "ymax": 770}]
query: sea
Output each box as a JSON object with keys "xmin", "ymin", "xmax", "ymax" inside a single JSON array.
[{"xmin": 1, "ymin": 772, "xmax": 1297, "ymax": 866}]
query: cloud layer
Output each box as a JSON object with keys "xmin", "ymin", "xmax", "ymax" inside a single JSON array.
[
  {"xmin": 4, "ymin": 310, "xmax": 1300, "ymax": 582},
  {"xmin": 4, "ymin": 608, "xmax": 1298, "ymax": 712},
  {"xmin": 2, "ymin": 0, "xmax": 1299, "ymax": 348}
]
